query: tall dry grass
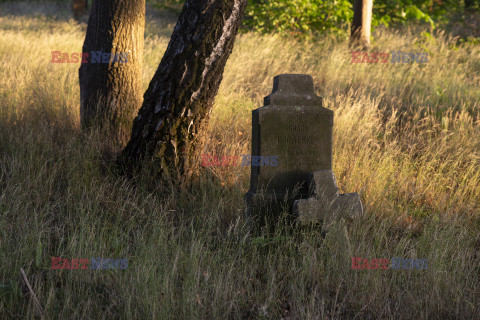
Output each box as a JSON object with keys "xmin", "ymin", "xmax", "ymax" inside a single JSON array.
[{"xmin": 0, "ymin": 1, "xmax": 479, "ymax": 319}]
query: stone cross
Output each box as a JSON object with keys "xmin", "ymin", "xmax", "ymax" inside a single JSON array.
[
  {"xmin": 244, "ymin": 74, "xmax": 363, "ymax": 228},
  {"xmin": 292, "ymin": 170, "xmax": 363, "ymax": 230}
]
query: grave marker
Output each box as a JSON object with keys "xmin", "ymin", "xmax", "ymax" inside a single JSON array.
[{"xmin": 245, "ymin": 74, "xmax": 363, "ymax": 229}]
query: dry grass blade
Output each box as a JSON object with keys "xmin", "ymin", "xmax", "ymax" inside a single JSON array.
[{"xmin": 20, "ymin": 268, "xmax": 44, "ymax": 318}]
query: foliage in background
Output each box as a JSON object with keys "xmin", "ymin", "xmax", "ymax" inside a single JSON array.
[
  {"xmin": 2, "ymin": 0, "xmax": 477, "ymax": 36},
  {"xmin": 372, "ymin": 0, "xmax": 468, "ymax": 28},
  {"xmin": 242, "ymin": 0, "xmax": 353, "ymax": 37},
  {"xmin": 373, "ymin": 1, "xmax": 434, "ymax": 28},
  {"xmin": 148, "ymin": 0, "xmax": 478, "ymax": 37},
  {"xmin": 242, "ymin": 0, "xmax": 459, "ymax": 36}
]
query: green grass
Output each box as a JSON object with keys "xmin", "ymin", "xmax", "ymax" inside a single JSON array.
[{"xmin": 1, "ymin": 1, "xmax": 480, "ymax": 319}]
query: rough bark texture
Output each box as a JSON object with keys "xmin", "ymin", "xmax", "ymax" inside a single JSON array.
[
  {"xmin": 119, "ymin": 0, "xmax": 247, "ymax": 182},
  {"xmin": 73, "ymin": 0, "xmax": 88, "ymax": 20},
  {"xmin": 350, "ymin": 0, "xmax": 373, "ymax": 49},
  {"xmin": 79, "ymin": 0, "xmax": 145, "ymax": 145}
]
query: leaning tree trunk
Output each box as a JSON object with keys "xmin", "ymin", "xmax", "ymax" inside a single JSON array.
[
  {"xmin": 79, "ymin": 0, "xmax": 145, "ymax": 145},
  {"xmin": 73, "ymin": 0, "xmax": 88, "ymax": 20},
  {"xmin": 350, "ymin": 0, "xmax": 373, "ymax": 49},
  {"xmin": 119, "ymin": 0, "xmax": 247, "ymax": 182}
]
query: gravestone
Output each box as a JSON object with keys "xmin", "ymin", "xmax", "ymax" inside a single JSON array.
[{"xmin": 244, "ymin": 74, "xmax": 363, "ymax": 229}]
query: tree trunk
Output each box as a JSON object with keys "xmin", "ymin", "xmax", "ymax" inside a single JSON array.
[
  {"xmin": 350, "ymin": 0, "xmax": 373, "ymax": 49},
  {"xmin": 465, "ymin": 0, "xmax": 475, "ymax": 10},
  {"xmin": 73, "ymin": 0, "xmax": 88, "ymax": 20},
  {"xmin": 79, "ymin": 0, "xmax": 145, "ymax": 145},
  {"xmin": 119, "ymin": 0, "xmax": 247, "ymax": 182}
]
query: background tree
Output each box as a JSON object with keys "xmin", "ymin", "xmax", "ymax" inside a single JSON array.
[
  {"xmin": 465, "ymin": 0, "xmax": 479, "ymax": 11},
  {"xmin": 119, "ymin": 0, "xmax": 247, "ymax": 182},
  {"xmin": 73, "ymin": 0, "xmax": 88, "ymax": 20},
  {"xmin": 79, "ymin": 0, "xmax": 145, "ymax": 145},
  {"xmin": 350, "ymin": 0, "xmax": 373, "ymax": 49}
]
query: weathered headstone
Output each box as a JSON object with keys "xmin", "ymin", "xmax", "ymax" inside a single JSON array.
[{"xmin": 244, "ymin": 74, "xmax": 363, "ymax": 229}]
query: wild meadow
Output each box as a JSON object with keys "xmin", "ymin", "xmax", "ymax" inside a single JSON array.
[{"xmin": 0, "ymin": 1, "xmax": 479, "ymax": 318}]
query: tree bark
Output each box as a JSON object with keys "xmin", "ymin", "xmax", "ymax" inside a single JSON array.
[
  {"xmin": 79, "ymin": 0, "xmax": 145, "ymax": 145},
  {"xmin": 350, "ymin": 0, "xmax": 373, "ymax": 49},
  {"xmin": 119, "ymin": 0, "xmax": 247, "ymax": 182},
  {"xmin": 73, "ymin": 0, "xmax": 88, "ymax": 20}
]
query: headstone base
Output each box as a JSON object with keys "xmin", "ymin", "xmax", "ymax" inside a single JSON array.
[{"xmin": 244, "ymin": 190, "xmax": 300, "ymax": 233}]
